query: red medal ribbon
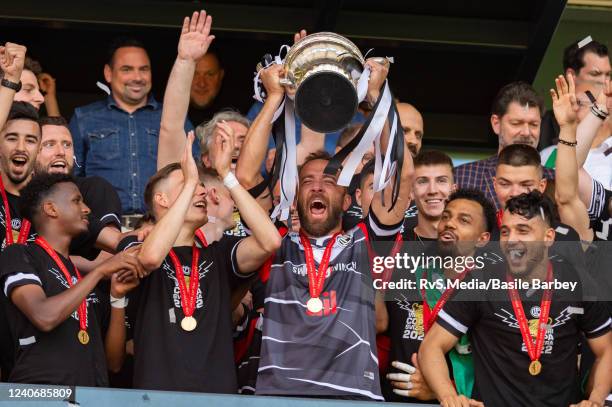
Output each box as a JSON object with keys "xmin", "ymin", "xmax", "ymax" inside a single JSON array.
[
  {"xmin": 0, "ymin": 177, "xmax": 31, "ymax": 245},
  {"xmin": 496, "ymin": 209, "xmax": 503, "ymax": 229},
  {"xmin": 34, "ymin": 237, "xmax": 87, "ymax": 332},
  {"xmin": 195, "ymin": 229, "xmax": 208, "ymax": 248},
  {"xmin": 299, "ymin": 231, "xmax": 340, "ymax": 300},
  {"xmin": 507, "ymin": 262, "xmax": 553, "ymax": 365},
  {"xmin": 420, "ymin": 267, "xmax": 472, "ymax": 333},
  {"xmin": 168, "ymin": 244, "xmax": 200, "ymax": 318},
  {"xmin": 380, "ymin": 233, "xmax": 403, "ymax": 284}
]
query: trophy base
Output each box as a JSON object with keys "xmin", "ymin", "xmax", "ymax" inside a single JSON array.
[{"xmin": 295, "ymin": 71, "xmax": 358, "ymax": 134}]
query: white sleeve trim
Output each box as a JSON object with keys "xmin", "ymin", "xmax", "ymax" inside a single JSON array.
[
  {"xmin": 587, "ymin": 317, "xmax": 611, "ymax": 335},
  {"xmin": 438, "ymin": 309, "xmax": 468, "ymax": 334},
  {"xmin": 100, "ymin": 213, "xmax": 121, "ymax": 226},
  {"xmin": 368, "ymin": 214, "xmax": 402, "ymax": 237},
  {"xmin": 587, "ymin": 178, "xmax": 605, "ymax": 221},
  {"xmin": 4, "ymin": 273, "xmax": 42, "ymax": 296}
]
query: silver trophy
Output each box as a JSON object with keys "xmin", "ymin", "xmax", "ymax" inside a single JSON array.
[{"xmin": 278, "ymin": 32, "xmax": 366, "ymax": 133}]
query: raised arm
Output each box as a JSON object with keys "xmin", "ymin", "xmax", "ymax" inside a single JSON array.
[
  {"xmin": 0, "ymin": 42, "xmax": 26, "ymax": 128},
  {"xmin": 213, "ymin": 122, "xmax": 282, "ymax": 273},
  {"xmin": 552, "ymin": 73, "xmax": 594, "ymax": 245},
  {"xmin": 158, "ymin": 10, "xmax": 215, "ymax": 170},
  {"xmin": 575, "ymin": 77, "xmax": 611, "ymax": 168},
  {"xmin": 368, "ymin": 60, "xmax": 414, "ymax": 226},
  {"xmin": 138, "ymin": 133, "xmax": 200, "ymax": 272},
  {"xmin": 235, "ymin": 64, "xmax": 285, "ymax": 190}
]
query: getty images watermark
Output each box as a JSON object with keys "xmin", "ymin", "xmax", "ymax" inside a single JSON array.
[{"xmin": 371, "ymin": 253, "xmax": 578, "ymax": 292}]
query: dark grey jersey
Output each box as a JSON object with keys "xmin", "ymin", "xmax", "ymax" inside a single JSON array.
[{"xmin": 256, "ymin": 213, "xmax": 401, "ymax": 400}]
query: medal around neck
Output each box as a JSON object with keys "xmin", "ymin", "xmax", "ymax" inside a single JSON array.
[
  {"xmin": 529, "ymin": 360, "xmax": 542, "ymax": 376},
  {"xmin": 78, "ymin": 330, "xmax": 90, "ymax": 345},
  {"xmin": 306, "ymin": 297, "xmax": 323, "ymax": 313},
  {"xmin": 181, "ymin": 316, "xmax": 197, "ymax": 332}
]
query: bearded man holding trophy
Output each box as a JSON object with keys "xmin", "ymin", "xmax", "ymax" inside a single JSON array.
[{"xmin": 236, "ymin": 30, "xmax": 415, "ymax": 400}]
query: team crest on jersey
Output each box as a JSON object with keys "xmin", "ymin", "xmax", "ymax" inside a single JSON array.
[
  {"xmin": 395, "ymin": 295, "xmax": 425, "ymax": 341},
  {"xmin": 336, "ymin": 234, "xmax": 351, "ymax": 247},
  {"xmin": 494, "ymin": 306, "xmax": 582, "ymax": 355},
  {"xmin": 163, "ymin": 259, "xmax": 212, "ymax": 310},
  {"xmin": 11, "ymin": 218, "xmax": 21, "ymax": 230}
]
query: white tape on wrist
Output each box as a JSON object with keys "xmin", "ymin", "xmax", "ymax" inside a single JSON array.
[
  {"xmin": 110, "ymin": 295, "xmax": 127, "ymax": 309},
  {"xmin": 223, "ymin": 172, "xmax": 240, "ymax": 189}
]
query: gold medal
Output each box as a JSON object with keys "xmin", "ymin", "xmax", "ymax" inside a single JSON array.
[
  {"xmin": 77, "ymin": 329, "xmax": 89, "ymax": 345},
  {"xmin": 306, "ymin": 297, "xmax": 323, "ymax": 313},
  {"xmin": 528, "ymin": 360, "xmax": 541, "ymax": 376},
  {"xmin": 181, "ymin": 316, "xmax": 197, "ymax": 331}
]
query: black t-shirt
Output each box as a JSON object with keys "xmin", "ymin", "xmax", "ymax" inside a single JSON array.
[
  {"xmin": 118, "ymin": 235, "xmax": 253, "ymax": 393},
  {"xmin": 437, "ymin": 260, "xmax": 611, "ymax": 407},
  {"xmin": 384, "ymin": 229, "xmax": 437, "ymax": 403},
  {"xmin": 0, "ymin": 244, "xmax": 108, "ymax": 386}
]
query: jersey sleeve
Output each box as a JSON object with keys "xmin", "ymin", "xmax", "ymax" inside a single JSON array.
[
  {"xmin": 435, "ymin": 275, "xmax": 481, "ymax": 338},
  {"xmin": 364, "ymin": 207, "xmax": 404, "ymax": 242},
  {"xmin": 0, "ymin": 245, "xmax": 43, "ymax": 298},
  {"xmin": 80, "ymin": 176, "xmax": 123, "ymax": 229},
  {"xmin": 579, "ymin": 301, "xmax": 611, "ymax": 339},
  {"xmin": 213, "ymin": 235, "xmax": 256, "ymax": 290},
  {"xmin": 587, "ymin": 178, "xmax": 608, "ymax": 222}
]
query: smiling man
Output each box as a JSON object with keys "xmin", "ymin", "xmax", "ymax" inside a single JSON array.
[
  {"xmin": 455, "ymin": 82, "xmax": 553, "ymax": 210},
  {"xmin": 419, "ymin": 191, "xmax": 612, "ymax": 407},
  {"xmin": 69, "ymin": 37, "xmax": 193, "ymax": 217},
  {"xmin": 35, "ymin": 116, "xmax": 122, "ymax": 237}
]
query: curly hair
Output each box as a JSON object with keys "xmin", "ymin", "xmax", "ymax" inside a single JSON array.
[
  {"xmin": 447, "ymin": 188, "xmax": 497, "ymax": 233},
  {"xmin": 505, "ymin": 190, "xmax": 555, "ymax": 227},
  {"xmin": 19, "ymin": 173, "xmax": 75, "ymax": 224}
]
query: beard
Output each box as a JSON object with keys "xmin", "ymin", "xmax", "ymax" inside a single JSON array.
[
  {"xmin": 297, "ymin": 195, "xmax": 343, "ymax": 237},
  {"xmin": 33, "ymin": 161, "xmax": 73, "ymax": 176}
]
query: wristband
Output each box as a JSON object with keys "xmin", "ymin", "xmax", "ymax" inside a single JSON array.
[
  {"xmin": 591, "ymin": 105, "xmax": 609, "ymax": 121},
  {"xmin": 110, "ymin": 294, "xmax": 128, "ymax": 309},
  {"xmin": 558, "ymin": 138, "xmax": 578, "ymax": 147},
  {"xmin": 1, "ymin": 78, "xmax": 21, "ymax": 92},
  {"xmin": 223, "ymin": 172, "xmax": 240, "ymax": 190}
]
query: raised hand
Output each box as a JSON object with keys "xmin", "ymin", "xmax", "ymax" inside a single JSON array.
[
  {"xmin": 365, "ymin": 57, "xmax": 390, "ymax": 106},
  {"xmin": 38, "ymin": 73, "xmax": 56, "ymax": 97},
  {"xmin": 177, "ymin": 10, "xmax": 215, "ymax": 62},
  {"xmin": 181, "ymin": 131, "xmax": 200, "ymax": 185},
  {"xmin": 293, "ymin": 29, "xmax": 307, "ymax": 44},
  {"xmin": 212, "ymin": 121, "xmax": 236, "ymax": 178},
  {"xmin": 551, "ymin": 73, "xmax": 579, "ymax": 128},
  {"xmin": 260, "ymin": 64, "xmax": 285, "ymax": 97},
  {"xmin": 0, "ymin": 42, "xmax": 27, "ymax": 82}
]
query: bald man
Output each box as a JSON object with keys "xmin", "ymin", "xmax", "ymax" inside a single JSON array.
[{"xmin": 397, "ymin": 102, "xmax": 424, "ymax": 157}]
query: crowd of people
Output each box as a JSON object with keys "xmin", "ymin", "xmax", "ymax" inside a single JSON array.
[{"xmin": 0, "ymin": 9, "xmax": 611, "ymax": 407}]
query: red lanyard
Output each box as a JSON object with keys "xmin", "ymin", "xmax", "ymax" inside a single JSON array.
[
  {"xmin": 507, "ymin": 262, "xmax": 553, "ymax": 375},
  {"xmin": 379, "ymin": 233, "xmax": 403, "ymax": 284},
  {"xmin": 168, "ymin": 244, "xmax": 200, "ymax": 319},
  {"xmin": 0, "ymin": 177, "xmax": 31, "ymax": 245},
  {"xmin": 420, "ymin": 267, "xmax": 472, "ymax": 333},
  {"xmin": 195, "ymin": 229, "xmax": 208, "ymax": 248},
  {"xmin": 496, "ymin": 209, "xmax": 503, "ymax": 229},
  {"xmin": 299, "ymin": 231, "xmax": 340, "ymax": 301},
  {"xmin": 35, "ymin": 237, "xmax": 88, "ymax": 343}
]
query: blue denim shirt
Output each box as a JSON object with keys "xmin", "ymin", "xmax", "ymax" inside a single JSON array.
[{"xmin": 69, "ymin": 95, "xmax": 194, "ymax": 214}]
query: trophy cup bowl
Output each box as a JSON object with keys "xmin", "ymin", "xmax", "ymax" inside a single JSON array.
[{"xmin": 280, "ymin": 32, "xmax": 365, "ymax": 133}]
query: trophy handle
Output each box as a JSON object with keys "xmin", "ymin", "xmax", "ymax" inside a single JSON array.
[{"xmin": 279, "ymin": 78, "xmax": 294, "ymax": 87}]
